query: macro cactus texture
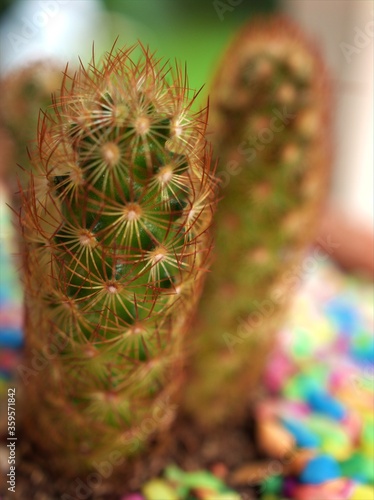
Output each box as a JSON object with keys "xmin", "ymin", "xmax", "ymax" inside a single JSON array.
[
  {"xmin": 0, "ymin": 61, "xmax": 63, "ymax": 202},
  {"xmin": 184, "ymin": 17, "xmax": 331, "ymax": 427},
  {"xmin": 19, "ymin": 45, "xmax": 215, "ymax": 475}
]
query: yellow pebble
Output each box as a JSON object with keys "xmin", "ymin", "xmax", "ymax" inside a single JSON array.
[
  {"xmin": 337, "ymin": 387, "xmax": 373, "ymax": 414},
  {"xmin": 350, "ymin": 484, "xmax": 374, "ymax": 500},
  {"xmin": 361, "ymin": 442, "xmax": 374, "ymax": 459},
  {"xmin": 321, "ymin": 436, "xmax": 352, "ymax": 461}
]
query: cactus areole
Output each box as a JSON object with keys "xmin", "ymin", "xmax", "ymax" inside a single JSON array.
[{"xmin": 20, "ymin": 44, "xmax": 215, "ymax": 474}]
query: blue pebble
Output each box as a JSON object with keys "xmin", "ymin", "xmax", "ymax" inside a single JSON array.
[
  {"xmin": 325, "ymin": 299, "xmax": 360, "ymax": 336},
  {"xmin": 351, "ymin": 335, "xmax": 374, "ymax": 365},
  {"xmin": 300, "ymin": 455, "xmax": 341, "ymax": 484},
  {"xmin": 306, "ymin": 388, "xmax": 346, "ymax": 421},
  {"xmin": 281, "ymin": 418, "xmax": 321, "ymax": 448},
  {"xmin": 0, "ymin": 327, "xmax": 24, "ymax": 349},
  {"xmin": 0, "ymin": 286, "xmax": 11, "ymax": 305}
]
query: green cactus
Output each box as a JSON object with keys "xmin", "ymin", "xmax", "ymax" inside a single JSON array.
[
  {"xmin": 184, "ymin": 17, "xmax": 332, "ymax": 427},
  {"xmin": 0, "ymin": 61, "xmax": 64, "ymax": 201},
  {"xmin": 19, "ymin": 44, "xmax": 215, "ymax": 475}
]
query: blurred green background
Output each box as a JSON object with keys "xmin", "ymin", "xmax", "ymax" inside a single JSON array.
[
  {"xmin": 0, "ymin": 0, "xmax": 277, "ymax": 107},
  {"xmin": 99, "ymin": 0, "xmax": 276, "ymax": 103}
]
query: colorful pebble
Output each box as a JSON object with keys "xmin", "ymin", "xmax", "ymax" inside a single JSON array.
[
  {"xmin": 322, "ymin": 431, "xmax": 353, "ymax": 461},
  {"xmin": 306, "ymin": 388, "xmax": 346, "ymax": 420},
  {"xmin": 299, "ymin": 454, "xmax": 341, "ymax": 484},
  {"xmin": 195, "ymin": 489, "xmax": 241, "ymax": 500},
  {"xmin": 325, "ymin": 299, "xmax": 360, "ymax": 336},
  {"xmin": 341, "ymin": 412, "xmax": 362, "ymax": 443},
  {"xmin": 284, "ymin": 449, "xmax": 317, "ymax": 476},
  {"xmin": 0, "ymin": 327, "xmax": 23, "ymax": 349},
  {"xmin": 361, "ymin": 416, "xmax": 374, "ymax": 452},
  {"xmin": 340, "ymin": 452, "xmax": 374, "ymax": 484},
  {"xmin": 282, "ymin": 477, "xmax": 298, "ymax": 498},
  {"xmin": 283, "ymin": 375, "xmax": 319, "ymax": 401},
  {"xmin": 0, "ymin": 307, "xmax": 23, "ymax": 328},
  {"xmin": 351, "ymin": 331, "xmax": 374, "ymax": 365},
  {"xmin": 293, "ymin": 478, "xmax": 354, "ymax": 500},
  {"xmin": 0, "ymin": 350, "xmax": 20, "ymax": 371},
  {"xmin": 337, "ymin": 385, "xmax": 374, "ymax": 415},
  {"xmin": 165, "ymin": 465, "xmax": 227, "ymax": 491},
  {"xmin": 265, "ymin": 352, "xmax": 296, "ymax": 392},
  {"xmin": 307, "ymin": 415, "xmax": 353, "ymax": 460},
  {"xmin": 350, "ymin": 484, "xmax": 374, "ymax": 500},
  {"xmin": 281, "ymin": 417, "xmax": 320, "ymax": 448},
  {"xmin": 257, "ymin": 419, "xmax": 296, "ymax": 459},
  {"xmin": 262, "ymin": 475, "xmax": 283, "ymax": 495},
  {"xmin": 142, "ymin": 479, "xmax": 178, "ymax": 500}
]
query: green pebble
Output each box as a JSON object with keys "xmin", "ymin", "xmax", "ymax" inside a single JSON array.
[
  {"xmin": 352, "ymin": 332, "xmax": 372, "ymax": 349},
  {"xmin": 304, "ymin": 365, "xmax": 329, "ymax": 385},
  {"xmin": 340, "ymin": 452, "xmax": 374, "ymax": 484},
  {"xmin": 262, "ymin": 475, "xmax": 283, "ymax": 494},
  {"xmin": 361, "ymin": 420, "xmax": 374, "ymax": 458},
  {"xmin": 283, "ymin": 377, "xmax": 303, "ymax": 400},
  {"xmin": 142, "ymin": 479, "xmax": 178, "ymax": 500},
  {"xmin": 165, "ymin": 465, "xmax": 226, "ymax": 491},
  {"xmin": 283, "ymin": 375, "xmax": 318, "ymax": 400},
  {"xmin": 306, "ymin": 415, "xmax": 352, "ymax": 460},
  {"xmin": 360, "ymin": 377, "xmax": 374, "ymax": 392},
  {"xmin": 321, "ymin": 431, "xmax": 351, "ymax": 460},
  {"xmin": 291, "ymin": 328, "xmax": 314, "ymax": 358},
  {"xmin": 208, "ymin": 493, "xmax": 241, "ymax": 500}
]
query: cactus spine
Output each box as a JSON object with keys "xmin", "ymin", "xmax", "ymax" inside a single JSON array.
[
  {"xmin": 19, "ymin": 45, "xmax": 215, "ymax": 475},
  {"xmin": 184, "ymin": 17, "xmax": 331, "ymax": 427}
]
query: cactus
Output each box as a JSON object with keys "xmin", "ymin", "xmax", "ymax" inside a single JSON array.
[
  {"xmin": 19, "ymin": 44, "xmax": 215, "ymax": 475},
  {"xmin": 184, "ymin": 17, "xmax": 331, "ymax": 427},
  {"xmin": 0, "ymin": 61, "xmax": 64, "ymax": 201}
]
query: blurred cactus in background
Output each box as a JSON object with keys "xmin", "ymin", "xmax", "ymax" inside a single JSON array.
[
  {"xmin": 184, "ymin": 17, "xmax": 332, "ymax": 427},
  {"xmin": 0, "ymin": 61, "xmax": 64, "ymax": 205},
  {"xmin": 19, "ymin": 44, "xmax": 215, "ymax": 475}
]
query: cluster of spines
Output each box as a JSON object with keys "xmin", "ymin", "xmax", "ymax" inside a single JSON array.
[
  {"xmin": 184, "ymin": 17, "xmax": 331, "ymax": 427},
  {"xmin": 20, "ymin": 44, "xmax": 215, "ymax": 474}
]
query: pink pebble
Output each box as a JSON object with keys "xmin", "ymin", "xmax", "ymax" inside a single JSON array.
[
  {"xmin": 121, "ymin": 495, "xmax": 144, "ymax": 500},
  {"xmin": 293, "ymin": 479, "xmax": 354, "ymax": 500},
  {"xmin": 329, "ymin": 370, "xmax": 346, "ymax": 392},
  {"xmin": 334, "ymin": 335, "xmax": 350, "ymax": 354},
  {"xmin": 0, "ymin": 307, "xmax": 23, "ymax": 328},
  {"xmin": 340, "ymin": 480, "xmax": 356, "ymax": 498},
  {"xmin": 280, "ymin": 400, "xmax": 311, "ymax": 419},
  {"xmin": 255, "ymin": 399, "xmax": 310, "ymax": 424},
  {"xmin": 341, "ymin": 411, "xmax": 362, "ymax": 444},
  {"xmin": 293, "ymin": 484, "xmax": 324, "ymax": 500},
  {"xmin": 0, "ymin": 350, "xmax": 20, "ymax": 370},
  {"xmin": 265, "ymin": 351, "xmax": 296, "ymax": 392}
]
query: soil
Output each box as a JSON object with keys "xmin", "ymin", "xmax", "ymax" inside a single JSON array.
[{"xmin": 0, "ymin": 408, "xmax": 274, "ymax": 500}]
